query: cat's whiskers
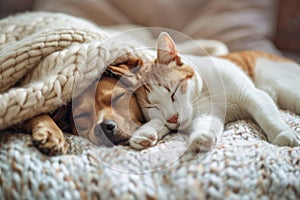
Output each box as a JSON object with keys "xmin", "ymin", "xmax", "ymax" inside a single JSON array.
[
  {"xmin": 179, "ymin": 92, "xmax": 238, "ymax": 118},
  {"xmin": 191, "ymin": 92, "xmax": 222, "ymax": 104},
  {"xmin": 191, "ymin": 91, "xmax": 235, "ymax": 103},
  {"xmin": 191, "ymin": 98, "xmax": 238, "ymax": 111}
]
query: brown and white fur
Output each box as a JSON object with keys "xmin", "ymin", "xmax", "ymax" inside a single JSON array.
[
  {"xmin": 25, "ymin": 60, "xmax": 144, "ymax": 155},
  {"xmin": 129, "ymin": 32, "xmax": 300, "ymax": 152}
]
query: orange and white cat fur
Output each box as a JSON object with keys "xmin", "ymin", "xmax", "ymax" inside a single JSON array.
[{"xmin": 129, "ymin": 32, "xmax": 300, "ymax": 152}]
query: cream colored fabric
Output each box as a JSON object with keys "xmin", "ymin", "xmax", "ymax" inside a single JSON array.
[
  {"xmin": 33, "ymin": 0, "xmax": 281, "ymax": 54},
  {"xmin": 1, "ymin": 111, "xmax": 300, "ymax": 199},
  {"xmin": 0, "ymin": 12, "xmax": 149, "ymax": 129}
]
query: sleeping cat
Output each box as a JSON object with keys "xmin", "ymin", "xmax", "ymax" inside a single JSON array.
[{"xmin": 127, "ymin": 32, "xmax": 300, "ymax": 152}]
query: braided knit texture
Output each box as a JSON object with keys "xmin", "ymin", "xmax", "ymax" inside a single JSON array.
[
  {"xmin": 1, "ymin": 12, "xmax": 300, "ymax": 200},
  {"xmin": 0, "ymin": 12, "xmax": 151, "ymax": 129},
  {"xmin": 1, "ymin": 111, "xmax": 300, "ymax": 199}
]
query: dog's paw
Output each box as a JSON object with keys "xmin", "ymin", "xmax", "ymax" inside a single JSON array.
[
  {"xmin": 187, "ymin": 131, "xmax": 216, "ymax": 153},
  {"xmin": 129, "ymin": 126, "xmax": 158, "ymax": 150},
  {"xmin": 32, "ymin": 127, "xmax": 68, "ymax": 156},
  {"xmin": 271, "ymin": 130, "xmax": 299, "ymax": 147}
]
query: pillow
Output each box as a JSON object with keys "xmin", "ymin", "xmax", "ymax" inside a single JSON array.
[{"xmin": 33, "ymin": 0, "xmax": 281, "ymax": 54}]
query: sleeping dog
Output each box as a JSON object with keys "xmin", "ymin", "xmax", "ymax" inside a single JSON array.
[{"xmin": 24, "ymin": 58, "xmax": 144, "ymax": 156}]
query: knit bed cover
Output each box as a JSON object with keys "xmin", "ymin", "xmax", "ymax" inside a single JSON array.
[{"xmin": 0, "ymin": 12, "xmax": 300, "ymax": 200}]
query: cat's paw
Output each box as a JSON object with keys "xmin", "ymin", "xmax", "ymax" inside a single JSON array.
[
  {"xmin": 187, "ymin": 132, "xmax": 216, "ymax": 153},
  {"xmin": 32, "ymin": 127, "xmax": 68, "ymax": 156},
  {"xmin": 270, "ymin": 130, "xmax": 299, "ymax": 147},
  {"xmin": 129, "ymin": 126, "xmax": 158, "ymax": 150}
]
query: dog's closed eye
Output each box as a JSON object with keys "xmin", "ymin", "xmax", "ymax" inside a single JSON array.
[
  {"xmin": 111, "ymin": 93, "xmax": 126, "ymax": 105},
  {"xmin": 74, "ymin": 111, "xmax": 91, "ymax": 119}
]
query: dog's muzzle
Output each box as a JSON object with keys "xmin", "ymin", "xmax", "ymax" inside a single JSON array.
[
  {"xmin": 94, "ymin": 119, "xmax": 130, "ymax": 147},
  {"xmin": 100, "ymin": 120, "xmax": 117, "ymax": 136}
]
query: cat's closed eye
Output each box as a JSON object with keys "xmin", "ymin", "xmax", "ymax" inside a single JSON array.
[
  {"xmin": 146, "ymin": 104, "xmax": 161, "ymax": 110},
  {"xmin": 171, "ymin": 80, "xmax": 184, "ymax": 101},
  {"xmin": 171, "ymin": 87, "xmax": 178, "ymax": 102}
]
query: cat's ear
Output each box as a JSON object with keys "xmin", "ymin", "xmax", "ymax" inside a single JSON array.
[{"xmin": 157, "ymin": 32, "xmax": 182, "ymax": 65}]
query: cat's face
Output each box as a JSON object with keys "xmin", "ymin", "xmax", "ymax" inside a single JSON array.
[{"xmin": 133, "ymin": 32, "xmax": 201, "ymax": 131}]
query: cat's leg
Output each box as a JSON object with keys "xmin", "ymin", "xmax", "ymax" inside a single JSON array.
[
  {"xmin": 129, "ymin": 119, "xmax": 170, "ymax": 150},
  {"xmin": 186, "ymin": 115, "xmax": 223, "ymax": 153},
  {"xmin": 271, "ymin": 77, "xmax": 300, "ymax": 114},
  {"xmin": 243, "ymin": 88, "xmax": 299, "ymax": 146},
  {"xmin": 254, "ymin": 59, "xmax": 300, "ymax": 114},
  {"xmin": 276, "ymin": 87, "xmax": 300, "ymax": 115}
]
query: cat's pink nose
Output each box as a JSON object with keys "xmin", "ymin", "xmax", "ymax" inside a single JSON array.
[{"xmin": 167, "ymin": 113, "xmax": 178, "ymax": 124}]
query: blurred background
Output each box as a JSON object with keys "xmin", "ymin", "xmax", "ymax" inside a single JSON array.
[{"xmin": 0, "ymin": 0, "xmax": 299, "ymax": 61}]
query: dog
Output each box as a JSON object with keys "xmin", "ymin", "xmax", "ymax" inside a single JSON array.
[{"xmin": 24, "ymin": 58, "xmax": 144, "ymax": 156}]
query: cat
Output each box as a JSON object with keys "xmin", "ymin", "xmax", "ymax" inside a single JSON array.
[{"xmin": 127, "ymin": 32, "xmax": 300, "ymax": 153}]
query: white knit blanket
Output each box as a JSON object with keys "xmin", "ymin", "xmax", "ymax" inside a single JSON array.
[
  {"xmin": 0, "ymin": 12, "xmax": 153, "ymax": 129},
  {"xmin": 1, "ymin": 12, "xmax": 300, "ymax": 200}
]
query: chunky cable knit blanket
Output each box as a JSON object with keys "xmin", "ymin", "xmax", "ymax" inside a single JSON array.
[
  {"xmin": 0, "ymin": 12, "xmax": 154, "ymax": 130},
  {"xmin": 1, "ymin": 12, "xmax": 300, "ymax": 200}
]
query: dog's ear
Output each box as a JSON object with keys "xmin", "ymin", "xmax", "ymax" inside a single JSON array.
[
  {"xmin": 108, "ymin": 57, "xmax": 143, "ymax": 76},
  {"xmin": 107, "ymin": 65, "xmax": 135, "ymax": 77},
  {"xmin": 125, "ymin": 57, "xmax": 143, "ymax": 69},
  {"xmin": 108, "ymin": 65, "xmax": 139, "ymax": 88},
  {"xmin": 107, "ymin": 57, "xmax": 143, "ymax": 87}
]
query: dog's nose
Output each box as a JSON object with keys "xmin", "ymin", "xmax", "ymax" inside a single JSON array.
[
  {"xmin": 100, "ymin": 120, "xmax": 117, "ymax": 134},
  {"xmin": 93, "ymin": 125, "xmax": 114, "ymax": 147}
]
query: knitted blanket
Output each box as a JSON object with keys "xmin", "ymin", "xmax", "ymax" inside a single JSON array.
[
  {"xmin": 1, "ymin": 12, "xmax": 300, "ymax": 200},
  {"xmin": 0, "ymin": 12, "xmax": 154, "ymax": 130}
]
